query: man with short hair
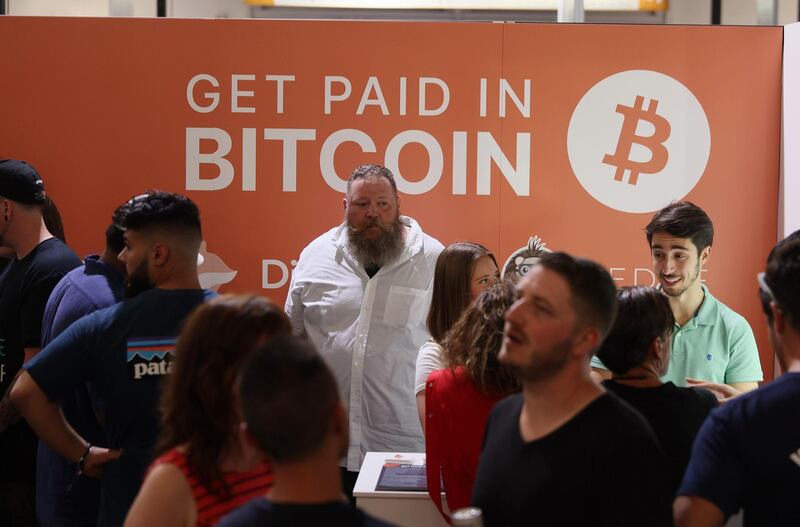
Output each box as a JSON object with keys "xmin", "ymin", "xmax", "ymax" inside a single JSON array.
[
  {"xmin": 35, "ymin": 219, "xmax": 127, "ymax": 527},
  {"xmin": 472, "ymin": 252, "xmax": 673, "ymax": 527},
  {"xmin": 11, "ymin": 191, "xmax": 215, "ymax": 526},
  {"xmin": 0, "ymin": 159, "xmax": 81, "ymax": 524},
  {"xmin": 594, "ymin": 201, "xmax": 762, "ymax": 392},
  {"xmin": 217, "ymin": 335, "xmax": 394, "ymax": 527},
  {"xmin": 285, "ymin": 164, "xmax": 443, "ymax": 491},
  {"xmin": 674, "ymin": 232, "xmax": 800, "ymax": 526}
]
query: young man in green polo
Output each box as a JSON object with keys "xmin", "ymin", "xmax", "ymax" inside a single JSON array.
[{"xmin": 594, "ymin": 202, "xmax": 762, "ymax": 394}]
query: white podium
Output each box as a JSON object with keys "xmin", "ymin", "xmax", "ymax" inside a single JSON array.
[{"xmin": 354, "ymin": 452, "xmax": 449, "ymax": 527}]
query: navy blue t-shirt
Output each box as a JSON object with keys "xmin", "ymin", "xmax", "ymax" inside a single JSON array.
[
  {"xmin": 36, "ymin": 254, "xmax": 125, "ymax": 527},
  {"xmin": 25, "ymin": 287, "xmax": 216, "ymax": 526},
  {"xmin": 216, "ymin": 497, "xmax": 396, "ymax": 527},
  {"xmin": 679, "ymin": 372, "xmax": 800, "ymax": 525}
]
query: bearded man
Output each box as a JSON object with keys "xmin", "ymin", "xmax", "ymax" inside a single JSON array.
[
  {"xmin": 12, "ymin": 191, "xmax": 215, "ymax": 526},
  {"xmin": 285, "ymin": 164, "xmax": 443, "ymax": 497}
]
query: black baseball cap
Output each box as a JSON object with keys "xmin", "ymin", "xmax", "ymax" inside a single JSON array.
[{"xmin": 0, "ymin": 159, "xmax": 46, "ymax": 205}]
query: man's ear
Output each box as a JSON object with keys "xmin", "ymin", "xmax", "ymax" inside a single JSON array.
[
  {"xmin": 151, "ymin": 243, "xmax": 170, "ymax": 267},
  {"xmin": 700, "ymin": 245, "xmax": 711, "ymax": 266},
  {"xmin": 343, "ymin": 196, "xmax": 348, "ymax": 211},
  {"xmin": 573, "ymin": 326, "xmax": 601, "ymax": 359},
  {"xmin": 770, "ymin": 301, "xmax": 786, "ymax": 335},
  {"xmin": 649, "ymin": 336, "xmax": 665, "ymax": 362}
]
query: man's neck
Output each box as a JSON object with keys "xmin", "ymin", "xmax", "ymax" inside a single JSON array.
[
  {"xmin": 668, "ymin": 282, "xmax": 705, "ymax": 327},
  {"xmin": 519, "ymin": 365, "xmax": 604, "ymax": 443},
  {"xmin": 153, "ymin": 261, "xmax": 202, "ymax": 291},
  {"xmin": 611, "ymin": 364, "xmax": 663, "ymax": 387},
  {"xmin": 13, "ymin": 221, "xmax": 54, "ymax": 260},
  {"xmin": 266, "ymin": 455, "xmax": 345, "ymax": 505}
]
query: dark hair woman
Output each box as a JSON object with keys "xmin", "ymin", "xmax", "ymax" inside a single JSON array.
[
  {"xmin": 597, "ymin": 286, "xmax": 717, "ymax": 491},
  {"xmin": 125, "ymin": 295, "xmax": 292, "ymax": 527},
  {"xmin": 425, "ymin": 281, "xmax": 520, "ymax": 520},
  {"xmin": 415, "ymin": 242, "xmax": 499, "ymax": 429}
]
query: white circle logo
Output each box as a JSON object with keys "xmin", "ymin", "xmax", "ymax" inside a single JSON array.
[{"xmin": 567, "ymin": 70, "xmax": 710, "ymax": 213}]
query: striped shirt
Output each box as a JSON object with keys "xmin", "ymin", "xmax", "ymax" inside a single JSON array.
[{"xmin": 150, "ymin": 448, "xmax": 274, "ymax": 526}]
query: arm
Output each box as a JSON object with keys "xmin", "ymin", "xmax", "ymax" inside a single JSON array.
[
  {"xmin": 0, "ymin": 347, "xmax": 43, "ymax": 432},
  {"xmin": 416, "ymin": 391, "xmax": 426, "ymax": 433},
  {"xmin": 675, "ymin": 412, "xmax": 743, "ymax": 525},
  {"xmin": 674, "ymin": 496, "xmax": 725, "ymax": 527},
  {"xmin": 723, "ymin": 318, "xmax": 763, "ymax": 388},
  {"xmin": 124, "ymin": 463, "xmax": 195, "ymax": 527},
  {"xmin": 284, "ymin": 275, "xmax": 307, "ymax": 338},
  {"xmin": 728, "ymin": 381, "xmax": 758, "ymax": 393},
  {"xmin": 10, "ymin": 370, "xmax": 119, "ymax": 477}
]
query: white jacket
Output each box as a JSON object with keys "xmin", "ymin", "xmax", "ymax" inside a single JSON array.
[{"xmin": 285, "ymin": 216, "xmax": 443, "ymax": 470}]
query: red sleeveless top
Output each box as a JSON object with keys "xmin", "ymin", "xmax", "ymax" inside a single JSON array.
[{"xmin": 150, "ymin": 448, "xmax": 275, "ymax": 527}]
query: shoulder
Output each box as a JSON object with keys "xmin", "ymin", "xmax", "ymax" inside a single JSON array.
[
  {"xmin": 299, "ymin": 226, "xmax": 342, "ymax": 257},
  {"xmin": 594, "ymin": 392, "xmax": 656, "ymax": 437},
  {"xmin": 18, "ymin": 244, "xmax": 79, "ymax": 288},
  {"xmin": 293, "ymin": 226, "xmax": 344, "ymax": 272},
  {"xmin": 417, "ymin": 340, "xmax": 443, "ymax": 360},
  {"xmin": 720, "ymin": 374, "xmax": 800, "ymax": 421},
  {"xmin": 29, "ymin": 239, "xmax": 81, "ymax": 273},
  {"xmin": 488, "ymin": 393, "xmax": 524, "ymax": 424},
  {"xmin": 216, "ymin": 497, "xmax": 269, "ymax": 527},
  {"xmin": 687, "ymin": 386, "xmax": 720, "ymax": 410},
  {"xmin": 707, "ymin": 292, "xmax": 754, "ymax": 336},
  {"xmin": 405, "ymin": 217, "xmax": 444, "ymax": 255},
  {"xmin": 126, "ymin": 460, "xmax": 195, "ymax": 527}
]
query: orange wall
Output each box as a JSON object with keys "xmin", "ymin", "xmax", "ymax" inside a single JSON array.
[{"xmin": 0, "ymin": 17, "xmax": 782, "ymax": 378}]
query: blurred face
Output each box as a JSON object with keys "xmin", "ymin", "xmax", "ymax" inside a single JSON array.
[
  {"xmin": 119, "ymin": 229, "xmax": 154, "ymax": 298},
  {"xmin": 469, "ymin": 255, "xmax": 499, "ymax": 300},
  {"xmin": 500, "ymin": 266, "xmax": 577, "ymax": 381},
  {"xmin": 650, "ymin": 232, "xmax": 710, "ymax": 298},
  {"xmin": 344, "ymin": 176, "xmax": 399, "ymax": 238}
]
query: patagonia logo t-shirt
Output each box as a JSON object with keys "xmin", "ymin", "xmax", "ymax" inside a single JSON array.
[{"xmin": 126, "ymin": 337, "xmax": 177, "ymax": 380}]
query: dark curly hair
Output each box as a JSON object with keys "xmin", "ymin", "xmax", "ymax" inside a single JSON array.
[
  {"xmin": 114, "ymin": 190, "xmax": 201, "ymax": 239},
  {"xmin": 441, "ymin": 281, "xmax": 520, "ymax": 395},
  {"xmin": 155, "ymin": 295, "xmax": 291, "ymax": 499}
]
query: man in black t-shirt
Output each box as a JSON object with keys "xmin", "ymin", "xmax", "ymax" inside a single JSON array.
[
  {"xmin": 0, "ymin": 159, "xmax": 81, "ymax": 525},
  {"xmin": 218, "ymin": 336, "xmax": 394, "ymax": 527},
  {"xmin": 596, "ymin": 286, "xmax": 717, "ymax": 490},
  {"xmin": 472, "ymin": 252, "xmax": 673, "ymax": 527}
]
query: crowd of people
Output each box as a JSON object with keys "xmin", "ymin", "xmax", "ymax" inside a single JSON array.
[{"xmin": 0, "ymin": 158, "xmax": 798, "ymax": 527}]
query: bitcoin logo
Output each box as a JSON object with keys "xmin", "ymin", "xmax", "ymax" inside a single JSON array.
[
  {"xmin": 602, "ymin": 96, "xmax": 670, "ymax": 185},
  {"xmin": 567, "ymin": 70, "xmax": 710, "ymax": 213}
]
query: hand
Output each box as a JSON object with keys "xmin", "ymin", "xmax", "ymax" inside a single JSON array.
[
  {"xmin": 686, "ymin": 378, "xmax": 742, "ymax": 403},
  {"xmin": 83, "ymin": 446, "xmax": 122, "ymax": 479}
]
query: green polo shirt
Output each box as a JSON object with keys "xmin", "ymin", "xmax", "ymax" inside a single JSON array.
[{"xmin": 592, "ymin": 286, "xmax": 763, "ymax": 387}]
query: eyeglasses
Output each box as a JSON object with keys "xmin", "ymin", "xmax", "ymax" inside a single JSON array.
[{"xmin": 757, "ymin": 272, "xmax": 775, "ymax": 302}]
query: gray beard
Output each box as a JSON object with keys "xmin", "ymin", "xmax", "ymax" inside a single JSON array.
[{"xmin": 347, "ymin": 218, "xmax": 405, "ymax": 268}]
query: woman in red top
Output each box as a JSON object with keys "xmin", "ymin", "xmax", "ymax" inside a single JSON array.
[
  {"xmin": 425, "ymin": 281, "xmax": 520, "ymax": 521},
  {"xmin": 125, "ymin": 295, "xmax": 291, "ymax": 527}
]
